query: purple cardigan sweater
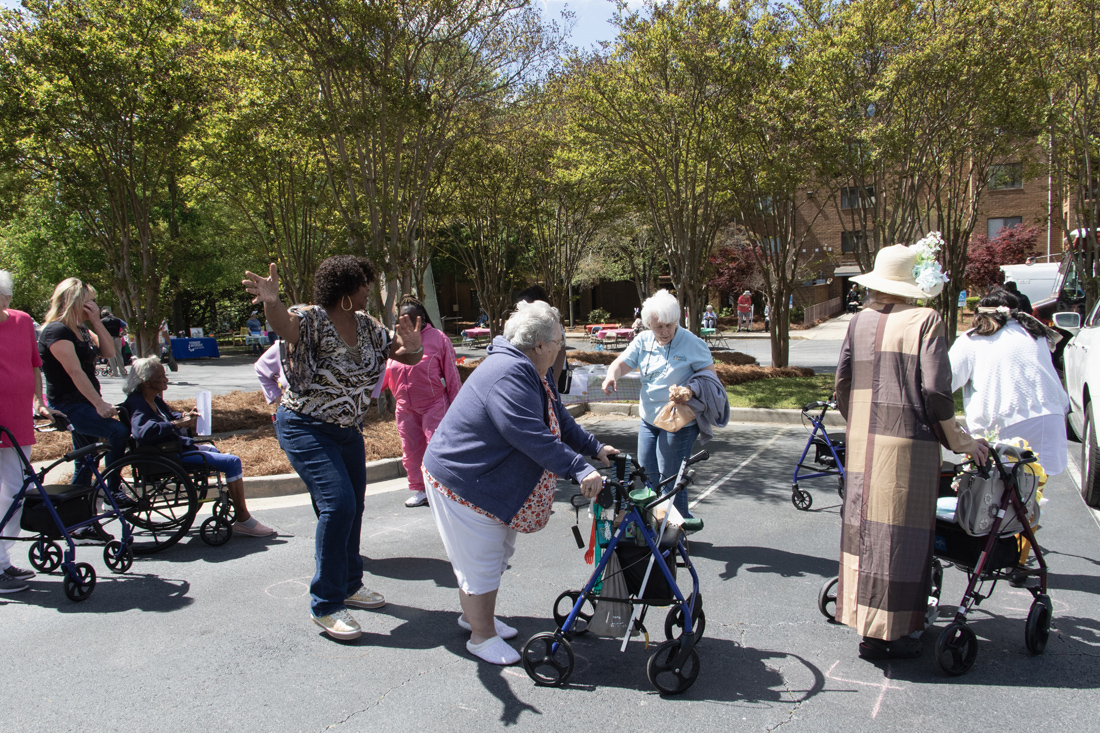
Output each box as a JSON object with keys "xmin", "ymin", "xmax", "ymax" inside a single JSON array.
[{"xmin": 422, "ymin": 337, "xmax": 601, "ymax": 524}]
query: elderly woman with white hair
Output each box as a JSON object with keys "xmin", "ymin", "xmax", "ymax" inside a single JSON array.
[
  {"xmin": 122, "ymin": 356, "xmax": 273, "ymax": 538},
  {"xmin": 423, "ymin": 300, "xmax": 618, "ymax": 665},
  {"xmin": 603, "ymin": 289, "xmax": 715, "ymax": 520}
]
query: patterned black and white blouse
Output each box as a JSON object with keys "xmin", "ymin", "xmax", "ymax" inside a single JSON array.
[{"xmin": 279, "ymin": 305, "xmax": 391, "ymax": 428}]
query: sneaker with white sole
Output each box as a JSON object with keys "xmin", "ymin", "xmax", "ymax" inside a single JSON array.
[
  {"xmin": 311, "ymin": 609, "xmax": 362, "ymax": 640},
  {"xmin": 0, "ymin": 571, "xmax": 29, "ymax": 594},
  {"xmin": 457, "ymin": 614, "xmax": 517, "ymax": 640},
  {"xmin": 405, "ymin": 490, "xmax": 428, "ymax": 508},
  {"xmin": 3, "ymin": 565, "xmax": 35, "ymax": 580},
  {"xmin": 233, "ymin": 517, "xmax": 275, "ymax": 537},
  {"xmin": 345, "ymin": 588, "xmax": 386, "ymax": 609},
  {"xmin": 70, "ymin": 524, "xmax": 114, "ymax": 546}
]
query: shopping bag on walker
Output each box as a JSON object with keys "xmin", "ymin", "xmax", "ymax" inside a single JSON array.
[
  {"xmin": 588, "ymin": 552, "xmax": 631, "ymax": 637},
  {"xmin": 954, "ymin": 443, "xmax": 1040, "ymax": 537}
]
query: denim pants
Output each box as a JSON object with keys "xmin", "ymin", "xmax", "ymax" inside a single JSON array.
[
  {"xmin": 637, "ymin": 420, "xmax": 701, "ymax": 518},
  {"xmin": 274, "ymin": 406, "xmax": 367, "ymax": 617},
  {"xmin": 54, "ymin": 402, "xmax": 130, "ymax": 488}
]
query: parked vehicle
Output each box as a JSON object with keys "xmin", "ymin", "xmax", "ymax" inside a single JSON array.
[
  {"xmin": 1053, "ymin": 309, "xmax": 1100, "ymax": 508},
  {"xmin": 1000, "ymin": 263, "xmax": 1059, "ymax": 307}
]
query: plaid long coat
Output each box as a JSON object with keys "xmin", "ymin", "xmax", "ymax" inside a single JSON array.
[{"xmin": 834, "ymin": 302, "xmax": 956, "ymax": 641}]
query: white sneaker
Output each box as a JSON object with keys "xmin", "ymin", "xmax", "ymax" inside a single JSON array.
[
  {"xmin": 457, "ymin": 614, "xmax": 518, "ymax": 640},
  {"xmin": 466, "ymin": 635, "xmax": 520, "ymax": 665},
  {"xmin": 405, "ymin": 490, "xmax": 428, "ymax": 508},
  {"xmin": 311, "ymin": 609, "xmax": 362, "ymax": 640}
]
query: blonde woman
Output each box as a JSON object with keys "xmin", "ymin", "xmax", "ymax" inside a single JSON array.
[{"xmin": 38, "ymin": 278, "xmax": 132, "ymax": 527}]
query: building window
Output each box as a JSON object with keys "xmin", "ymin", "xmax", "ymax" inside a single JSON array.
[
  {"xmin": 840, "ymin": 230, "xmax": 866, "ymax": 253},
  {"xmin": 840, "ymin": 186, "xmax": 874, "ymax": 210},
  {"xmin": 988, "ymin": 216, "xmax": 1023, "ymax": 239},
  {"xmin": 989, "ymin": 163, "xmax": 1023, "ymax": 190}
]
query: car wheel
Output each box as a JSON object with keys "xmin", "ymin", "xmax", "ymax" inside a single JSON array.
[{"xmin": 1082, "ymin": 407, "xmax": 1100, "ymax": 508}]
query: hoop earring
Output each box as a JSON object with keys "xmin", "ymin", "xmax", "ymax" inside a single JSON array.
[{"xmin": 341, "ymin": 295, "xmax": 353, "ymax": 312}]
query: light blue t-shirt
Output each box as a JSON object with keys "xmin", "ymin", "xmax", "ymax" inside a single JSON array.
[{"xmin": 621, "ymin": 327, "xmax": 714, "ymax": 424}]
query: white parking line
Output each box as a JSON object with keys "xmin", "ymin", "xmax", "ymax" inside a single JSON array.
[{"xmin": 690, "ymin": 428, "xmax": 790, "ymax": 509}]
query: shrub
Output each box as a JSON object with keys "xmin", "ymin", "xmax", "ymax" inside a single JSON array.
[
  {"xmin": 966, "ymin": 296, "xmax": 980, "ymax": 312},
  {"xmin": 791, "ymin": 304, "xmax": 805, "ymax": 322},
  {"xmin": 587, "ymin": 307, "xmax": 612, "ymax": 323}
]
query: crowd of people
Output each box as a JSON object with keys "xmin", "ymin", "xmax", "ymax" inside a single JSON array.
[{"xmin": 0, "ymin": 244, "xmax": 1074, "ymax": 670}]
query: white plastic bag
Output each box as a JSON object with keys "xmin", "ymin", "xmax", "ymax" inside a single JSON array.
[{"xmin": 195, "ymin": 390, "xmax": 212, "ymax": 436}]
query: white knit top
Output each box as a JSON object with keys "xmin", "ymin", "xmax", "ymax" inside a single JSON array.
[{"xmin": 949, "ymin": 320, "xmax": 1069, "ymax": 433}]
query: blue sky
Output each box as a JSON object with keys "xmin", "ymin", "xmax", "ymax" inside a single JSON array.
[{"xmin": 0, "ymin": 0, "xmax": 624, "ymax": 48}]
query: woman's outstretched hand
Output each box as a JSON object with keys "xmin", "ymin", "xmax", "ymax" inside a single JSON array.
[
  {"xmin": 393, "ymin": 314, "xmax": 423, "ymax": 357},
  {"xmin": 243, "ymin": 263, "xmax": 281, "ymax": 306}
]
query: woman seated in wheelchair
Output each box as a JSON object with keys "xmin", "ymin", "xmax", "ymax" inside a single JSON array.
[{"xmin": 122, "ymin": 356, "xmax": 274, "ymax": 538}]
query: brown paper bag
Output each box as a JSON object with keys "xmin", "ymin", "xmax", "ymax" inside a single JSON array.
[{"xmin": 652, "ymin": 401, "xmax": 696, "ymax": 433}]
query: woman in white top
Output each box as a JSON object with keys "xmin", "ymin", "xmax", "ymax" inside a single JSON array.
[{"xmin": 949, "ymin": 288, "xmax": 1069, "ymax": 475}]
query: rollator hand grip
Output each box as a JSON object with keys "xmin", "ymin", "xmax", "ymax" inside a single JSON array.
[{"xmin": 687, "ymin": 450, "xmax": 709, "ymax": 466}]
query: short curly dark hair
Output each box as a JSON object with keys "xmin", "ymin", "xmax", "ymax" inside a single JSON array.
[{"xmin": 312, "ymin": 255, "xmax": 375, "ymax": 308}]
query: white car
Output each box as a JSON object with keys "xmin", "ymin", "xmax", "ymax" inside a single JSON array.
[{"xmin": 1056, "ymin": 309, "xmax": 1100, "ymax": 507}]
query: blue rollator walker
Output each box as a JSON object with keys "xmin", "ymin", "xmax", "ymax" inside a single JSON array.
[
  {"xmin": 791, "ymin": 400, "xmax": 845, "ymax": 511},
  {"xmin": 0, "ymin": 421, "xmax": 134, "ymax": 601},
  {"xmin": 521, "ymin": 450, "xmax": 709, "ymax": 695}
]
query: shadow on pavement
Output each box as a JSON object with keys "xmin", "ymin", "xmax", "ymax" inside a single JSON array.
[
  {"xmin": 2, "ymin": 572, "xmax": 193, "ymax": 614},
  {"xmin": 689, "ymin": 542, "xmax": 838, "ymax": 580}
]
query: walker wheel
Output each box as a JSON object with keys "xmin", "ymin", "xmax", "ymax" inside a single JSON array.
[
  {"xmin": 212, "ymin": 498, "xmax": 236, "ymax": 524},
  {"xmin": 552, "ymin": 590, "xmax": 594, "ymax": 636},
  {"xmin": 103, "ymin": 540, "xmax": 133, "ymax": 574},
  {"xmin": 521, "ymin": 632, "xmax": 575, "ymax": 687},
  {"xmin": 63, "ymin": 562, "xmax": 96, "ymax": 602},
  {"xmin": 200, "ymin": 517, "xmax": 233, "ymax": 546},
  {"xmin": 664, "ymin": 596, "xmax": 706, "ymax": 641},
  {"xmin": 837, "ymin": 475, "xmax": 845, "ymax": 498},
  {"xmin": 818, "ymin": 576, "xmax": 839, "ymax": 621},
  {"xmin": 930, "ymin": 558, "xmax": 943, "ymax": 602},
  {"xmin": 935, "ymin": 622, "xmax": 978, "ymax": 676},
  {"xmin": 792, "ymin": 487, "xmax": 812, "ymax": 511},
  {"xmin": 1025, "ymin": 595, "xmax": 1053, "ymax": 655},
  {"xmin": 646, "ymin": 638, "xmax": 700, "ymax": 695},
  {"xmin": 29, "ymin": 539, "xmax": 63, "ymax": 574}
]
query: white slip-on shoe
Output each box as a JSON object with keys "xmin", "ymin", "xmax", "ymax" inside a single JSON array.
[
  {"xmin": 457, "ymin": 613, "xmax": 517, "ymax": 640},
  {"xmin": 466, "ymin": 635, "xmax": 520, "ymax": 665}
]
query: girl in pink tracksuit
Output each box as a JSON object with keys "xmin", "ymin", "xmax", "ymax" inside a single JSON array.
[{"xmin": 382, "ymin": 298, "xmax": 462, "ymax": 507}]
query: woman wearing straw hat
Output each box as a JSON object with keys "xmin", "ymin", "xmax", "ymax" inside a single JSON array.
[{"xmin": 834, "ymin": 237, "xmax": 989, "ymax": 660}]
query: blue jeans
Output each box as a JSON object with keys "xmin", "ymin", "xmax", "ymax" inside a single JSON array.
[
  {"xmin": 179, "ymin": 445, "xmax": 243, "ymax": 483},
  {"xmin": 637, "ymin": 420, "xmax": 700, "ymax": 518},
  {"xmin": 274, "ymin": 406, "xmax": 367, "ymax": 617},
  {"xmin": 55, "ymin": 402, "xmax": 130, "ymax": 489}
]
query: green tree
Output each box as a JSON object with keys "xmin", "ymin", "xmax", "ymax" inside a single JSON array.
[{"xmin": 0, "ymin": 0, "xmax": 209, "ymax": 354}]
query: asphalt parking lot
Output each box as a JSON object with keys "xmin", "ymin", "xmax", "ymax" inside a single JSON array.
[{"xmin": 3, "ymin": 419, "xmax": 1099, "ymax": 732}]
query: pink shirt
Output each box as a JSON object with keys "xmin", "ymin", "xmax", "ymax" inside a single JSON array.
[
  {"xmin": 0, "ymin": 309, "xmax": 43, "ymax": 448},
  {"xmin": 381, "ymin": 325, "xmax": 461, "ymax": 412}
]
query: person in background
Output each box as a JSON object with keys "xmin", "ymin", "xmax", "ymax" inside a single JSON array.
[
  {"xmin": 836, "ymin": 244, "xmax": 989, "ymax": 660},
  {"xmin": 702, "ymin": 304, "xmax": 718, "ymax": 329},
  {"xmin": 602, "ymin": 289, "xmax": 714, "ymax": 521},
  {"xmin": 246, "ymin": 310, "xmax": 264, "ymax": 355},
  {"xmin": 124, "ymin": 357, "xmax": 274, "ymax": 538},
  {"xmin": 382, "ymin": 296, "xmax": 462, "ymax": 508},
  {"xmin": 736, "ymin": 290, "xmax": 753, "ymax": 332},
  {"xmin": 244, "ymin": 255, "xmax": 424, "ymax": 642},
  {"xmin": 424, "ymin": 300, "xmax": 617, "ymax": 665},
  {"xmin": 1002, "ymin": 281, "xmax": 1033, "ymax": 317},
  {"xmin": 0, "ymin": 270, "xmax": 53, "ymax": 592},
  {"xmin": 99, "ymin": 308, "xmax": 128, "ymax": 377},
  {"xmin": 38, "ymin": 278, "xmax": 134, "ymax": 541},
  {"xmin": 475, "ymin": 311, "xmax": 489, "ymax": 329}
]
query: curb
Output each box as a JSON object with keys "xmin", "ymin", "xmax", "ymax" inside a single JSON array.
[
  {"xmin": 243, "ymin": 457, "xmax": 405, "ymax": 499},
  {"xmin": 567, "ymin": 403, "xmax": 845, "ymax": 427}
]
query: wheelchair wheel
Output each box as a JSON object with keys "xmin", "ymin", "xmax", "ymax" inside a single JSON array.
[
  {"xmin": 552, "ymin": 590, "xmax": 594, "ymax": 636},
  {"xmin": 63, "ymin": 562, "xmax": 96, "ymax": 602},
  {"xmin": 664, "ymin": 594, "xmax": 705, "ymax": 641},
  {"xmin": 792, "ymin": 486, "xmax": 812, "ymax": 511},
  {"xmin": 521, "ymin": 632, "xmax": 574, "ymax": 687},
  {"xmin": 200, "ymin": 516, "xmax": 233, "ymax": 546},
  {"xmin": 935, "ymin": 622, "xmax": 978, "ymax": 676},
  {"xmin": 29, "ymin": 539, "xmax": 63, "ymax": 574},
  {"xmin": 212, "ymin": 497, "xmax": 236, "ymax": 524},
  {"xmin": 930, "ymin": 558, "xmax": 943, "ymax": 602},
  {"xmin": 646, "ymin": 638, "xmax": 700, "ymax": 695},
  {"xmin": 837, "ymin": 475, "xmax": 845, "ymax": 498},
  {"xmin": 104, "ymin": 455, "xmax": 198, "ymax": 555},
  {"xmin": 103, "ymin": 540, "xmax": 133, "ymax": 573},
  {"xmin": 818, "ymin": 576, "xmax": 839, "ymax": 621},
  {"xmin": 1025, "ymin": 595, "xmax": 1053, "ymax": 655}
]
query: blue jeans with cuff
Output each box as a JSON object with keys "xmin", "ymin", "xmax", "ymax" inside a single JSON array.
[
  {"xmin": 54, "ymin": 401, "xmax": 130, "ymax": 490},
  {"xmin": 637, "ymin": 420, "xmax": 701, "ymax": 519},
  {"xmin": 274, "ymin": 406, "xmax": 367, "ymax": 617}
]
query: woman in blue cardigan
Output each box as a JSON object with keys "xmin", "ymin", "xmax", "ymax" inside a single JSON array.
[
  {"xmin": 123, "ymin": 356, "xmax": 273, "ymax": 538},
  {"xmin": 423, "ymin": 300, "xmax": 618, "ymax": 665}
]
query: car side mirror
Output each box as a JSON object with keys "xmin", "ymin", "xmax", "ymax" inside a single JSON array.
[{"xmin": 1053, "ymin": 311, "xmax": 1081, "ymax": 335}]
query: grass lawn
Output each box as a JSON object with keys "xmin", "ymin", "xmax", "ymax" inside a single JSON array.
[{"xmin": 726, "ymin": 375, "xmax": 966, "ymax": 414}]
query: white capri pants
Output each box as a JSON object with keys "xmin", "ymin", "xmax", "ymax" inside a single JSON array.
[{"xmin": 427, "ymin": 481, "xmax": 517, "ymax": 595}]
